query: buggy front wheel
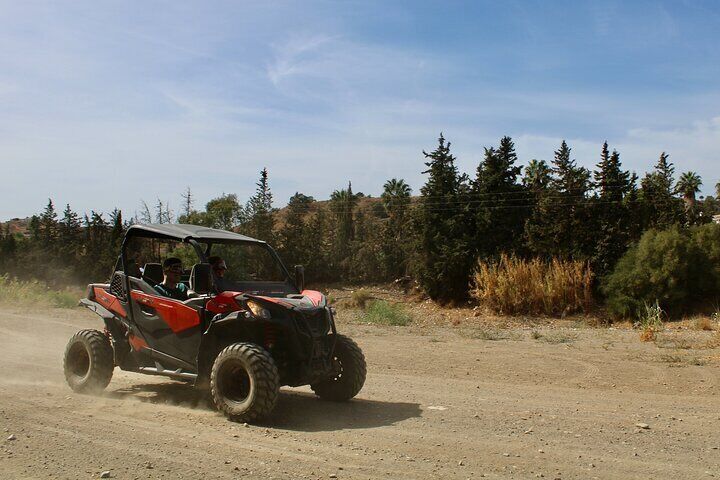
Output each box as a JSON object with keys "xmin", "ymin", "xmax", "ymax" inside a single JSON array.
[
  {"xmin": 210, "ymin": 343, "xmax": 280, "ymax": 423},
  {"xmin": 312, "ymin": 334, "xmax": 366, "ymax": 401},
  {"xmin": 63, "ymin": 329, "xmax": 114, "ymax": 394}
]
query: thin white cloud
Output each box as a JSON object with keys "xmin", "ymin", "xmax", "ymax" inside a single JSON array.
[{"xmin": 267, "ymin": 34, "xmax": 336, "ymax": 86}]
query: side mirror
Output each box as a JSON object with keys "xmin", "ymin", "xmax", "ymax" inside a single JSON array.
[
  {"xmin": 294, "ymin": 265, "xmax": 305, "ymax": 292},
  {"xmin": 190, "ymin": 263, "xmax": 213, "ymax": 295}
]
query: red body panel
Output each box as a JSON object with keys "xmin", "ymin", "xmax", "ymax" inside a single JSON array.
[
  {"xmin": 300, "ymin": 290, "xmax": 324, "ymax": 306},
  {"xmin": 130, "ymin": 290, "xmax": 201, "ymax": 333},
  {"xmin": 128, "ymin": 333, "xmax": 148, "ymax": 351},
  {"xmin": 206, "ymin": 290, "xmax": 326, "ymax": 310},
  {"xmin": 205, "ymin": 291, "xmax": 243, "ymax": 314},
  {"xmin": 93, "ymin": 286, "xmax": 127, "ymax": 317}
]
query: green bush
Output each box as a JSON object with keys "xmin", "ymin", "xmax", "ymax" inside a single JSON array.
[
  {"xmin": 603, "ymin": 227, "xmax": 716, "ymax": 319},
  {"xmin": 691, "ymin": 222, "xmax": 720, "ymax": 288},
  {"xmin": 363, "ymin": 300, "xmax": 413, "ymax": 326}
]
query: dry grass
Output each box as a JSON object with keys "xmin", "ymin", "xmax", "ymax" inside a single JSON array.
[
  {"xmin": 534, "ymin": 331, "xmax": 578, "ymax": 344},
  {"xmin": 693, "ymin": 317, "xmax": 715, "ymax": 331},
  {"xmin": 470, "ymin": 254, "xmax": 593, "ymax": 316},
  {"xmin": 705, "ymin": 330, "xmax": 720, "ymax": 349},
  {"xmin": 639, "ymin": 301, "xmax": 664, "ymax": 342},
  {"xmin": 348, "ymin": 288, "xmax": 373, "ymax": 309},
  {"xmin": 0, "ymin": 275, "xmax": 79, "ymax": 309},
  {"xmin": 461, "ymin": 327, "xmax": 515, "ymax": 341}
]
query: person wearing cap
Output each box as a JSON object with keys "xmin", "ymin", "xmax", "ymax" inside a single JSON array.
[
  {"xmin": 154, "ymin": 257, "xmax": 189, "ymax": 301},
  {"xmin": 208, "ymin": 255, "xmax": 229, "ymax": 293}
]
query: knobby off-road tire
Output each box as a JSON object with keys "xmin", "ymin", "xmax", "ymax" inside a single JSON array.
[
  {"xmin": 312, "ymin": 334, "xmax": 366, "ymax": 401},
  {"xmin": 210, "ymin": 343, "xmax": 280, "ymax": 423},
  {"xmin": 63, "ymin": 329, "xmax": 114, "ymax": 394}
]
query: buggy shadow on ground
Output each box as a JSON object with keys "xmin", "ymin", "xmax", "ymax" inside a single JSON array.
[{"xmin": 105, "ymin": 381, "xmax": 421, "ymax": 431}]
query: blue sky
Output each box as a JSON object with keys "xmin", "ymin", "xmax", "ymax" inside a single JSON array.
[{"xmin": 1, "ymin": 0, "xmax": 719, "ymax": 220}]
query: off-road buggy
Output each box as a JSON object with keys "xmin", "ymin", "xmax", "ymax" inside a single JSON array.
[{"xmin": 63, "ymin": 224, "xmax": 366, "ymax": 422}]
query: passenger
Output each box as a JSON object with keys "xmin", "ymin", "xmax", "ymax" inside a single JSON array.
[
  {"xmin": 208, "ymin": 255, "xmax": 228, "ymax": 293},
  {"xmin": 154, "ymin": 257, "xmax": 189, "ymax": 301}
]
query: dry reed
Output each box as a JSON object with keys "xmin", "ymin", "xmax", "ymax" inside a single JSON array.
[{"xmin": 470, "ymin": 254, "xmax": 593, "ymax": 316}]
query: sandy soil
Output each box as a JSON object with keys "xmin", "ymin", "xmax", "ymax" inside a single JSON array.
[{"xmin": 1, "ymin": 305, "xmax": 719, "ymax": 480}]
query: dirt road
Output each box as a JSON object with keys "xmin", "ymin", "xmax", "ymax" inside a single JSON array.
[{"xmin": 1, "ymin": 306, "xmax": 718, "ymax": 479}]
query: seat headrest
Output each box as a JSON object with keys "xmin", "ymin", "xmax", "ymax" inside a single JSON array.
[
  {"xmin": 190, "ymin": 263, "xmax": 213, "ymax": 295},
  {"xmin": 142, "ymin": 263, "xmax": 164, "ymax": 286}
]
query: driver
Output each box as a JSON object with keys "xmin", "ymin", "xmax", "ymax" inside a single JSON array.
[
  {"xmin": 208, "ymin": 256, "xmax": 228, "ymax": 293},
  {"xmin": 154, "ymin": 257, "xmax": 189, "ymax": 301}
]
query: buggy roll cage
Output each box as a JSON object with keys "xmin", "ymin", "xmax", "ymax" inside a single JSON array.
[{"xmin": 116, "ymin": 224, "xmax": 294, "ymax": 326}]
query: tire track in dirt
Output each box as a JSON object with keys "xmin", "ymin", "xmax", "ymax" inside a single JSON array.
[{"xmin": 3, "ymin": 307, "xmax": 720, "ymax": 479}]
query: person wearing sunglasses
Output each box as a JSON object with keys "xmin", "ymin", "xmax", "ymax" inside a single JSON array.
[
  {"xmin": 153, "ymin": 257, "xmax": 189, "ymax": 301},
  {"xmin": 208, "ymin": 255, "xmax": 228, "ymax": 293}
]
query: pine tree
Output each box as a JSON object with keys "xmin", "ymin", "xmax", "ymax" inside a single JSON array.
[
  {"xmin": 591, "ymin": 144, "xmax": 632, "ymax": 276},
  {"xmin": 639, "ymin": 152, "xmax": 683, "ymax": 229},
  {"xmin": 413, "ymin": 134, "xmax": 474, "ymax": 303},
  {"xmin": 625, "ymin": 171, "xmax": 643, "ymax": 241},
  {"xmin": 0, "ymin": 223, "xmax": 16, "ymax": 271},
  {"xmin": 243, "ymin": 168, "xmax": 275, "ymax": 241},
  {"xmin": 28, "ymin": 215, "xmax": 40, "ymax": 242},
  {"xmin": 58, "ymin": 204, "xmax": 82, "ymax": 260},
  {"xmin": 109, "ymin": 209, "xmax": 124, "ymax": 249},
  {"xmin": 473, "ymin": 136, "xmax": 527, "ymax": 257},
  {"xmin": 305, "ymin": 207, "xmax": 333, "ymax": 282},
  {"xmin": 277, "ymin": 193, "xmax": 314, "ymax": 268},
  {"xmin": 180, "ymin": 187, "xmax": 194, "ymax": 218},
  {"xmin": 39, "ymin": 199, "xmax": 58, "ymax": 250},
  {"xmin": 139, "ymin": 200, "xmax": 153, "ymax": 224},
  {"xmin": 525, "ymin": 140, "xmax": 592, "ymax": 259},
  {"xmin": 329, "ymin": 182, "xmax": 358, "ymax": 277},
  {"xmin": 80, "ymin": 212, "xmax": 111, "ymax": 280},
  {"xmin": 154, "ymin": 199, "xmax": 172, "ymax": 224},
  {"xmin": 4, "ymin": 223, "xmax": 15, "ymax": 254}
]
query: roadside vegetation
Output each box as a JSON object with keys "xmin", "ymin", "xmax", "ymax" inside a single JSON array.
[
  {"xmin": 1, "ymin": 134, "xmax": 718, "ymax": 322},
  {"xmin": 0, "ymin": 275, "xmax": 78, "ymax": 309},
  {"xmin": 471, "ymin": 254, "xmax": 592, "ymax": 316},
  {"xmin": 362, "ymin": 300, "xmax": 413, "ymax": 326}
]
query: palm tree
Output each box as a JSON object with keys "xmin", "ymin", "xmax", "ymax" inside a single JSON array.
[
  {"xmin": 522, "ymin": 159, "xmax": 551, "ymax": 191},
  {"xmin": 381, "ymin": 178, "xmax": 411, "ymax": 216},
  {"xmin": 676, "ymin": 171, "xmax": 702, "ymax": 207}
]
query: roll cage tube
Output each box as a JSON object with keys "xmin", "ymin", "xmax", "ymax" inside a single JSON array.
[{"xmin": 119, "ymin": 235, "xmax": 209, "ymax": 326}]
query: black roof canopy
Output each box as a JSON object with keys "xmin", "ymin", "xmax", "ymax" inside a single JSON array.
[{"xmin": 125, "ymin": 224, "xmax": 264, "ymax": 244}]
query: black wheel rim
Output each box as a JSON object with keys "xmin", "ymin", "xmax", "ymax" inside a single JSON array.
[
  {"xmin": 67, "ymin": 343, "xmax": 90, "ymax": 381},
  {"xmin": 330, "ymin": 355, "xmax": 344, "ymax": 382},
  {"xmin": 218, "ymin": 359, "xmax": 252, "ymax": 406}
]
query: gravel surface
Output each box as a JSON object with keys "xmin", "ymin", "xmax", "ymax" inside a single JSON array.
[{"xmin": 0, "ymin": 305, "xmax": 718, "ymax": 479}]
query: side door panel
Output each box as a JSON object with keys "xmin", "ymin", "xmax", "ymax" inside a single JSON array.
[{"xmin": 129, "ymin": 290, "xmax": 202, "ymax": 364}]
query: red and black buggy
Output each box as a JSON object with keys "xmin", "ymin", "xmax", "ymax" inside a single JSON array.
[{"xmin": 63, "ymin": 224, "xmax": 366, "ymax": 422}]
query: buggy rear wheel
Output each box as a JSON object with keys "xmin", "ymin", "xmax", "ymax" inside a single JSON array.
[
  {"xmin": 63, "ymin": 329, "xmax": 114, "ymax": 394},
  {"xmin": 210, "ymin": 343, "xmax": 280, "ymax": 423},
  {"xmin": 311, "ymin": 334, "xmax": 366, "ymax": 401}
]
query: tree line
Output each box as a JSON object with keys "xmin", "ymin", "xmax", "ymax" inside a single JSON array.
[{"xmin": 1, "ymin": 135, "xmax": 717, "ymax": 304}]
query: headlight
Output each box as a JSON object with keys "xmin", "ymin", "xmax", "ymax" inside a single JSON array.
[{"xmin": 246, "ymin": 299, "xmax": 271, "ymax": 319}]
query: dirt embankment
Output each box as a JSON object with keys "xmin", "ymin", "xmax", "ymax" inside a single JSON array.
[{"xmin": 0, "ymin": 304, "xmax": 719, "ymax": 479}]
